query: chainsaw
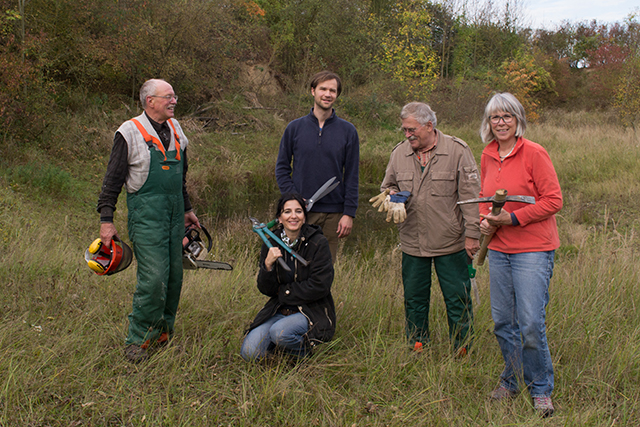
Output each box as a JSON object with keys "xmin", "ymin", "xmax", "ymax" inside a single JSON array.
[{"xmin": 182, "ymin": 225, "xmax": 233, "ymax": 271}]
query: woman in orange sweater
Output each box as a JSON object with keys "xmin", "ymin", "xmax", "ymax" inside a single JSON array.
[{"xmin": 479, "ymin": 93, "xmax": 563, "ymax": 417}]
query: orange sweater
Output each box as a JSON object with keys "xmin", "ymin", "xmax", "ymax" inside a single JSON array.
[{"xmin": 480, "ymin": 137, "xmax": 563, "ymax": 254}]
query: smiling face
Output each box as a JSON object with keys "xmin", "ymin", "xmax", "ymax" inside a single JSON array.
[
  {"xmin": 145, "ymin": 81, "xmax": 177, "ymax": 123},
  {"xmin": 401, "ymin": 116, "xmax": 435, "ymax": 152},
  {"xmin": 311, "ymin": 78, "xmax": 338, "ymax": 112},
  {"xmin": 489, "ymin": 110, "xmax": 517, "ymax": 146},
  {"xmin": 278, "ymin": 200, "xmax": 305, "ymax": 237}
]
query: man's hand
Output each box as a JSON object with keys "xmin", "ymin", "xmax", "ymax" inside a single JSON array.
[
  {"xmin": 465, "ymin": 237, "xmax": 480, "ymax": 259},
  {"xmin": 337, "ymin": 215, "xmax": 353, "ymax": 238},
  {"xmin": 369, "ymin": 189, "xmax": 390, "ymax": 211},
  {"xmin": 185, "ymin": 210, "xmax": 201, "ymax": 229},
  {"xmin": 100, "ymin": 222, "xmax": 118, "ymax": 249}
]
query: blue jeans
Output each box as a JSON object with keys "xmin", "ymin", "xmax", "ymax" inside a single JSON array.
[
  {"xmin": 489, "ymin": 250, "xmax": 555, "ymax": 398},
  {"xmin": 240, "ymin": 313, "xmax": 309, "ymax": 361}
]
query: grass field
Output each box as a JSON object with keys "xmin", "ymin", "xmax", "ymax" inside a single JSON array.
[{"xmin": 0, "ymin": 106, "xmax": 639, "ymax": 426}]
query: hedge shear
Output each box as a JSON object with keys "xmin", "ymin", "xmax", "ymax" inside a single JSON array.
[
  {"xmin": 249, "ymin": 217, "xmax": 309, "ymax": 272},
  {"xmin": 265, "ymin": 176, "xmax": 340, "ymax": 229}
]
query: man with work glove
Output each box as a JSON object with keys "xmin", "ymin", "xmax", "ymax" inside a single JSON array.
[
  {"xmin": 374, "ymin": 102, "xmax": 481, "ymax": 356},
  {"xmin": 369, "ymin": 190, "xmax": 410, "ymax": 223}
]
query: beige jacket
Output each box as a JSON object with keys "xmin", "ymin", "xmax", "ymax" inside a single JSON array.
[{"xmin": 381, "ymin": 130, "xmax": 481, "ymax": 257}]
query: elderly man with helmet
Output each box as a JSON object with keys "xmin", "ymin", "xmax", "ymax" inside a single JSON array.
[
  {"xmin": 371, "ymin": 102, "xmax": 481, "ymax": 355},
  {"xmin": 97, "ymin": 78, "xmax": 200, "ymax": 363}
]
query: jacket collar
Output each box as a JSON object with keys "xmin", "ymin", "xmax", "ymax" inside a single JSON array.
[
  {"xmin": 274, "ymin": 222, "xmax": 323, "ymax": 243},
  {"xmin": 402, "ymin": 129, "xmax": 449, "ymax": 157}
]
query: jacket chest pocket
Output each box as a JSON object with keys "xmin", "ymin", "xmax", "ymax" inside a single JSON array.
[
  {"xmin": 431, "ymin": 171, "xmax": 456, "ymax": 196},
  {"xmin": 396, "ymin": 172, "xmax": 414, "ymax": 193}
]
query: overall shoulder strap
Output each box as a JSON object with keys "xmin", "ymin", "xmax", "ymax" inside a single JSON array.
[
  {"xmin": 131, "ymin": 118, "xmax": 167, "ymax": 161},
  {"xmin": 167, "ymin": 119, "xmax": 181, "ymax": 161}
]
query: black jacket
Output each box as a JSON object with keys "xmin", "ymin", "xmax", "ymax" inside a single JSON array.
[{"xmin": 247, "ymin": 223, "xmax": 336, "ymax": 347}]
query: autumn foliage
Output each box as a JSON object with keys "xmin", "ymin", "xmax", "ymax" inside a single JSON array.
[{"xmin": 1, "ymin": 0, "xmax": 640, "ymax": 145}]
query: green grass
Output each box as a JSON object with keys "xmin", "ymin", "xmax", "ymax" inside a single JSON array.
[{"xmin": 1, "ymin": 106, "xmax": 639, "ymax": 425}]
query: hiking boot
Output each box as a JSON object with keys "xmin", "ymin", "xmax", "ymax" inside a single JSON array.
[
  {"xmin": 124, "ymin": 344, "xmax": 149, "ymax": 364},
  {"xmin": 533, "ymin": 396, "xmax": 554, "ymax": 417},
  {"xmin": 490, "ymin": 385, "xmax": 517, "ymax": 400}
]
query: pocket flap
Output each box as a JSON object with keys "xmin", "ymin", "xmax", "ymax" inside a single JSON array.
[
  {"xmin": 432, "ymin": 171, "xmax": 455, "ymax": 181},
  {"xmin": 397, "ymin": 172, "xmax": 414, "ymax": 181}
]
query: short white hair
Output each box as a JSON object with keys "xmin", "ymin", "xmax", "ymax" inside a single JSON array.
[
  {"xmin": 400, "ymin": 102, "xmax": 437, "ymax": 127},
  {"xmin": 139, "ymin": 79, "xmax": 167, "ymax": 108},
  {"xmin": 480, "ymin": 93, "xmax": 527, "ymax": 144}
]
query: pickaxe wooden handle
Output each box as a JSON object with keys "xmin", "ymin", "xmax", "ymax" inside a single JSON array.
[{"xmin": 476, "ymin": 189, "xmax": 508, "ymax": 265}]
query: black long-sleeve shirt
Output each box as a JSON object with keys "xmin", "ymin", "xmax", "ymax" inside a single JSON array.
[{"xmin": 97, "ymin": 112, "xmax": 192, "ymax": 222}]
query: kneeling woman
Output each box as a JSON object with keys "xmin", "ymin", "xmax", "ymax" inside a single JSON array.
[{"xmin": 241, "ymin": 193, "xmax": 336, "ymax": 361}]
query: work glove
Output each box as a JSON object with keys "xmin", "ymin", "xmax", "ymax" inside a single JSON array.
[
  {"xmin": 386, "ymin": 191, "xmax": 411, "ymax": 224},
  {"xmin": 369, "ymin": 189, "xmax": 390, "ymax": 211},
  {"xmin": 389, "ymin": 191, "xmax": 410, "ymax": 204}
]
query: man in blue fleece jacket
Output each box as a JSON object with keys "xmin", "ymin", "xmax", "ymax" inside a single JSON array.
[{"xmin": 275, "ymin": 71, "xmax": 359, "ymax": 263}]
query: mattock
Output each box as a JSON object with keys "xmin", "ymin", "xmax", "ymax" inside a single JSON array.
[{"xmin": 457, "ymin": 189, "xmax": 536, "ymax": 266}]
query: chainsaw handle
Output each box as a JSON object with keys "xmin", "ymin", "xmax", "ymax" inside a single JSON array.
[{"xmin": 200, "ymin": 225, "xmax": 213, "ymax": 252}]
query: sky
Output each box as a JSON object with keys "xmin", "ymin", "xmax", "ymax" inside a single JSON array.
[{"xmin": 525, "ymin": 0, "xmax": 639, "ymax": 29}]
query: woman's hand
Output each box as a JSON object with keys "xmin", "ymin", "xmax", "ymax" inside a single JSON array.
[
  {"xmin": 480, "ymin": 218, "xmax": 497, "ymax": 235},
  {"xmin": 480, "ymin": 209, "xmax": 512, "ymax": 234},
  {"xmin": 264, "ymin": 247, "xmax": 283, "ymax": 272}
]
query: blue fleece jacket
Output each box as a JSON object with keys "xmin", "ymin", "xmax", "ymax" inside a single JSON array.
[{"xmin": 275, "ymin": 109, "xmax": 359, "ymax": 218}]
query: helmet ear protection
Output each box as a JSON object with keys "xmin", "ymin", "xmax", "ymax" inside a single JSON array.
[{"xmin": 85, "ymin": 236, "xmax": 133, "ymax": 276}]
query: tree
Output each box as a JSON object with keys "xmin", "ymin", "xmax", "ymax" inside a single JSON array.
[
  {"xmin": 371, "ymin": 0, "xmax": 439, "ymax": 96},
  {"xmin": 490, "ymin": 50, "xmax": 555, "ymax": 122},
  {"xmin": 450, "ymin": 0, "xmax": 525, "ymax": 79}
]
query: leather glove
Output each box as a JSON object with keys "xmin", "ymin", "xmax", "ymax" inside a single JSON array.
[
  {"xmin": 369, "ymin": 189, "xmax": 390, "ymax": 211},
  {"xmin": 386, "ymin": 201, "xmax": 407, "ymax": 223},
  {"xmin": 386, "ymin": 191, "xmax": 410, "ymax": 224}
]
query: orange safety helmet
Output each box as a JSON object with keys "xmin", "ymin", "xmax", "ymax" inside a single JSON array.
[{"xmin": 85, "ymin": 236, "xmax": 133, "ymax": 276}]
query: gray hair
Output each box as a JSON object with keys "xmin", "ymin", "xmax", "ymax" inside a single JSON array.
[
  {"xmin": 480, "ymin": 93, "xmax": 527, "ymax": 144},
  {"xmin": 139, "ymin": 79, "xmax": 166, "ymax": 108},
  {"xmin": 400, "ymin": 102, "xmax": 437, "ymax": 128}
]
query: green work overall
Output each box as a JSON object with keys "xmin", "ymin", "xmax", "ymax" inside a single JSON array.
[{"xmin": 126, "ymin": 122, "xmax": 184, "ymax": 346}]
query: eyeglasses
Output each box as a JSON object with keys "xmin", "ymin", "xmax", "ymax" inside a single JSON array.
[
  {"xmin": 401, "ymin": 125, "xmax": 423, "ymax": 135},
  {"xmin": 490, "ymin": 114, "xmax": 514, "ymax": 124},
  {"xmin": 150, "ymin": 94, "xmax": 178, "ymax": 102}
]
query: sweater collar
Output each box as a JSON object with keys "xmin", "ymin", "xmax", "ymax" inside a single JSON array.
[
  {"xmin": 485, "ymin": 136, "xmax": 525, "ymax": 161},
  {"xmin": 308, "ymin": 108, "xmax": 336, "ymax": 126}
]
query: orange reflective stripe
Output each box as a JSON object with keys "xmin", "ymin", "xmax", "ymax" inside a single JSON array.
[
  {"xmin": 131, "ymin": 118, "xmax": 167, "ymax": 161},
  {"xmin": 167, "ymin": 119, "xmax": 181, "ymax": 161}
]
